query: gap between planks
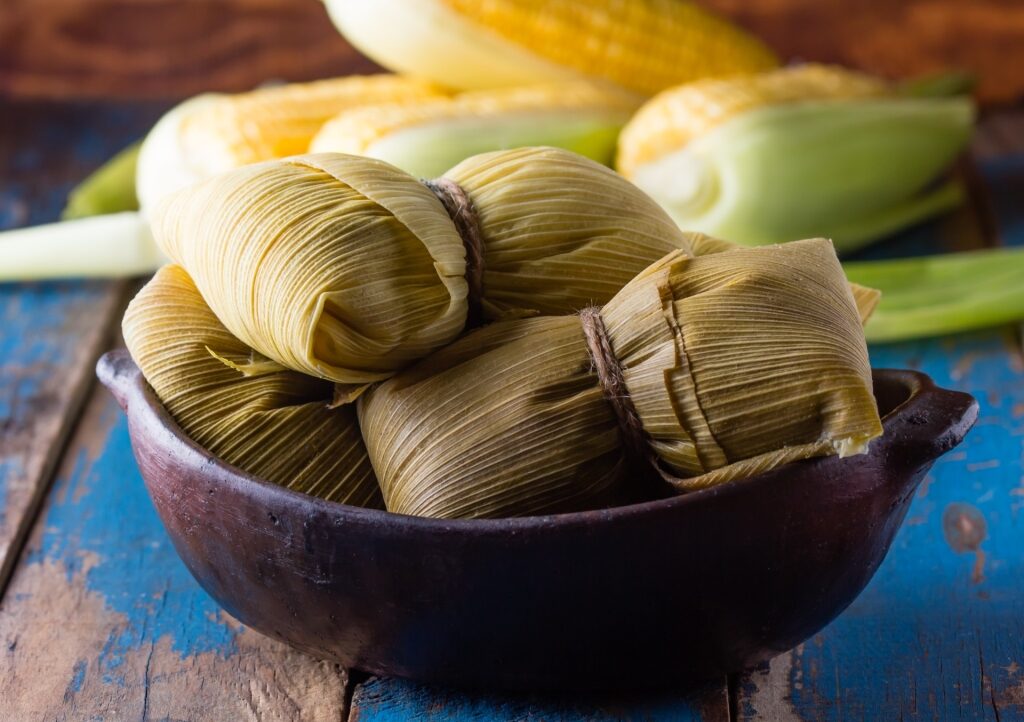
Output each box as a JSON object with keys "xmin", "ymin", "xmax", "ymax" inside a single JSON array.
[{"xmin": 0, "ymin": 279, "xmax": 135, "ymax": 602}]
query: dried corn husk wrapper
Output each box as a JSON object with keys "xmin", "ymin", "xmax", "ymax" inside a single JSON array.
[
  {"xmin": 136, "ymin": 74, "xmax": 446, "ymax": 210},
  {"xmin": 359, "ymin": 238, "xmax": 882, "ymax": 519},
  {"xmin": 310, "ymin": 83, "xmax": 638, "ymax": 178},
  {"xmin": 152, "ymin": 147, "xmax": 692, "ymax": 388},
  {"xmin": 122, "ymin": 264, "xmax": 382, "ymax": 507}
]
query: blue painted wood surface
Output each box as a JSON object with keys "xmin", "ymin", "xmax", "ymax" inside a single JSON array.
[
  {"xmin": 349, "ymin": 677, "xmax": 728, "ymax": 722},
  {"xmin": 0, "ymin": 371, "xmax": 351, "ymax": 718},
  {"xmin": 0, "ymin": 102, "xmax": 164, "ymax": 590},
  {"xmin": 0, "ymin": 100, "xmax": 350, "ymax": 720},
  {"xmin": 735, "ymin": 153, "xmax": 1024, "ymax": 721}
]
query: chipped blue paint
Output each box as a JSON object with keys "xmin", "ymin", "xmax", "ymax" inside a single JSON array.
[
  {"xmin": 0, "ymin": 280, "xmax": 109, "ymax": 412},
  {"xmin": 0, "ymin": 276, "xmax": 110, "ymax": 544},
  {"xmin": 350, "ymin": 677, "xmax": 719, "ymax": 722},
  {"xmin": 739, "ymin": 332, "xmax": 1024, "ymax": 720},
  {"xmin": 0, "ymin": 458, "xmax": 20, "ymax": 526},
  {"xmin": 739, "ymin": 155, "xmax": 1024, "ymax": 720},
  {"xmin": 68, "ymin": 659, "xmax": 87, "ymax": 694},
  {"xmin": 27, "ymin": 402, "xmax": 239, "ymax": 670}
]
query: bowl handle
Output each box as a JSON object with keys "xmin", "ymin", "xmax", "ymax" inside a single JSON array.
[
  {"xmin": 96, "ymin": 349, "xmax": 142, "ymax": 411},
  {"xmin": 875, "ymin": 369, "xmax": 979, "ymax": 472}
]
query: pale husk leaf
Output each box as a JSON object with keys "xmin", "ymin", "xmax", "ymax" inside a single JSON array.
[
  {"xmin": 152, "ymin": 148, "xmax": 697, "ymax": 385},
  {"xmin": 358, "ymin": 316, "xmax": 627, "ymax": 519},
  {"xmin": 151, "ymin": 154, "xmax": 469, "ymax": 385},
  {"xmin": 360, "ymin": 239, "xmax": 881, "ymax": 518},
  {"xmin": 122, "ymin": 264, "xmax": 382, "ymax": 507},
  {"xmin": 443, "ymin": 146, "xmax": 696, "ymax": 318},
  {"xmin": 601, "ymin": 239, "xmax": 882, "ymax": 490}
]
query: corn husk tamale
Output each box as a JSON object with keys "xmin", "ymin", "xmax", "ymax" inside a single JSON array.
[
  {"xmin": 358, "ymin": 239, "xmax": 882, "ymax": 519},
  {"xmin": 122, "ymin": 264, "xmax": 382, "ymax": 507},
  {"xmin": 150, "ymin": 147, "xmax": 692, "ymax": 388}
]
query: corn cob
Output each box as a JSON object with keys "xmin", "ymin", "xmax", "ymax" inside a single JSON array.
[
  {"xmin": 324, "ymin": 0, "xmax": 777, "ymax": 98},
  {"xmin": 136, "ymin": 74, "xmax": 445, "ymax": 210},
  {"xmin": 310, "ymin": 83, "xmax": 638, "ymax": 177},
  {"xmin": 617, "ymin": 65, "xmax": 888, "ymax": 176},
  {"xmin": 616, "ymin": 64, "xmax": 975, "ymax": 251}
]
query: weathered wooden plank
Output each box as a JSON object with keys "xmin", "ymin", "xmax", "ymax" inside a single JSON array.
[
  {"xmin": 736, "ymin": 135, "xmax": 1024, "ymax": 720},
  {"xmin": 704, "ymin": 0, "xmax": 1024, "ymax": 106},
  {"xmin": 0, "ymin": 378, "xmax": 352, "ymax": 719},
  {"xmin": 348, "ymin": 676, "xmax": 730, "ymax": 722},
  {"xmin": 738, "ymin": 329, "xmax": 1024, "ymax": 721},
  {"xmin": 0, "ymin": 0, "xmax": 379, "ymax": 100},
  {"xmin": 0, "ymin": 102, "xmax": 165, "ymax": 595}
]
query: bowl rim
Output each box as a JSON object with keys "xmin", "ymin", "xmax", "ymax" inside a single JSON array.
[{"xmin": 99, "ymin": 350, "xmax": 969, "ymax": 534}]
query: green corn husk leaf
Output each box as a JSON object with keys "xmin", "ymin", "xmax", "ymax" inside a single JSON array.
[
  {"xmin": 0, "ymin": 141, "xmax": 159, "ymax": 282},
  {"xmin": 152, "ymin": 147, "xmax": 693, "ymax": 386},
  {"xmin": 628, "ymin": 97, "xmax": 975, "ymax": 253},
  {"xmin": 63, "ymin": 142, "xmax": 141, "ymax": 220},
  {"xmin": 359, "ymin": 238, "xmax": 882, "ymax": 519},
  {"xmin": 899, "ymin": 70, "xmax": 976, "ymax": 99},
  {"xmin": 0, "ymin": 212, "xmax": 163, "ymax": 281},
  {"xmin": 122, "ymin": 264, "xmax": 382, "ymax": 507},
  {"xmin": 844, "ymin": 247, "xmax": 1024, "ymax": 342}
]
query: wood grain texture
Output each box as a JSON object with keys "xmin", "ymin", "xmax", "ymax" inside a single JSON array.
[
  {"xmin": 348, "ymin": 676, "xmax": 730, "ymax": 722},
  {"xmin": 0, "ymin": 102, "xmax": 162, "ymax": 599},
  {"xmin": 0, "ymin": 381, "xmax": 352, "ymax": 720},
  {"xmin": 736, "ymin": 122, "xmax": 1024, "ymax": 721},
  {"xmin": 0, "ymin": 0, "xmax": 379, "ymax": 100},
  {"xmin": 1, "ymin": 0, "xmax": 1022, "ymax": 105},
  {"xmin": 705, "ymin": 0, "xmax": 1024, "ymax": 106}
]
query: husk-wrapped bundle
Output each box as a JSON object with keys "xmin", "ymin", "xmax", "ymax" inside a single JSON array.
[
  {"xmin": 150, "ymin": 147, "xmax": 692, "ymax": 388},
  {"xmin": 359, "ymin": 239, "xmax": 882, "ymax": 519},
  {"xmin": 122, "ymin": 264, "xmax": 382, "ymax": 507}
]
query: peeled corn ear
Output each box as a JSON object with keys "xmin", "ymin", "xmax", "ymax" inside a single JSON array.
[
  {"xmin": 136, "ymin": 74, "xmax": 445, "ymax": 209},
  {"xmin": 617, "ymin": 64, "xmax": 975, "ymax": 251},
  {"xmin": 359, "ymin": 238, "xmax": 881, "ymax": 519},
  {"xmin": 324, "ymin": 0, "xmax": 777, "ymax": 97},
  {"xmin": 310, "ymin": 83, "xmax": 638, "ymax": 178},
  {"xmin": 151, "ymin": 147, "xmax": 693, "ymax": 386},
  {"xmin": 122, "ymin": 265, "xmax": 382, "ymax": 507}
]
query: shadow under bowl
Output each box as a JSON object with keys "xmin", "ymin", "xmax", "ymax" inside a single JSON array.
[{"xmin": 98, "ymin": 350, "xmax": 977, "ymax": 691}]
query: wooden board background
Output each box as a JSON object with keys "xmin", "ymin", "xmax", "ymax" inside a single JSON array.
[{"xmin": 0, "ymin": 0, "xmax": 1022, "ymax": 105}]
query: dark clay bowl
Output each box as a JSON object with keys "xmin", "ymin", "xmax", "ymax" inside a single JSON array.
[{"xmin": 98, "ymin": 350, "xmax": 977, "ymax": 691}]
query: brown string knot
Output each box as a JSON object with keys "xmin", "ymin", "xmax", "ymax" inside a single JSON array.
[
  {"xmin": 579, "ymin": 306, "xmax": 653, "ymax": 465},
  {"xmin": 423, "ymin": 178, "xmax": 485, "ymax": 326}
]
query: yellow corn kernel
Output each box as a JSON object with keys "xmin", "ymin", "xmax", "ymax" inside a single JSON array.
[
  {"xmin": 178, "ymin": 74, "xmax": 446, "ymax": 171},
  {"xmin": 617, "ymin": 64, "xmax": 888, "ymax": 176},
  {"xmin": 326, "ymin": 0, "xmax": 777, "ymax": 97},
  {"xmin": 136, "ymin": 74, "xmax": 448, "ymax": 209},
  {"xmin": 309, "ymin": 83, "xmax": 638, "ymax": 175}
]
